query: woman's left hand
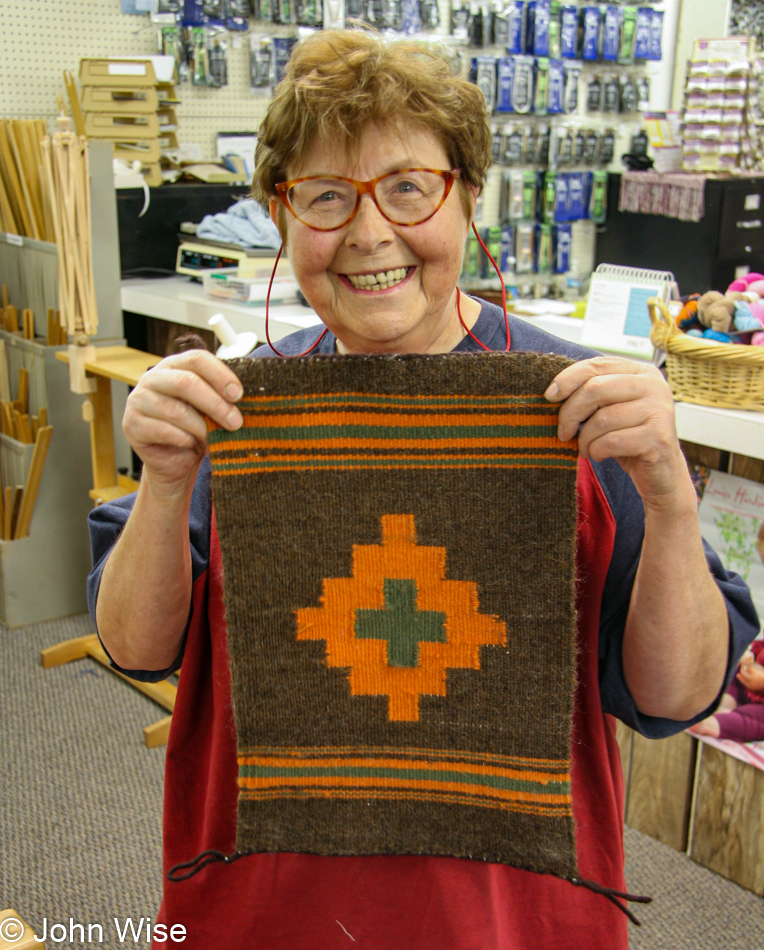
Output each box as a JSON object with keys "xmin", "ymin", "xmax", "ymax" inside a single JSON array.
[
  {"xmin": 545, "ymin": 356, "xmax": 689, "ymax": 513},
  {"xmin": 737, "ymin": 662, "xmax": 764, "ymax": 693}
]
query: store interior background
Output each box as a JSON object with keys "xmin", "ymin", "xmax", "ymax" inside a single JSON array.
[{"xmin": 3, "ymin": 1, "xmax": 764, "ymax": 947}]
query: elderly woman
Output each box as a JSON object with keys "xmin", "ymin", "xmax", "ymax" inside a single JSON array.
[{"xmin": 89, "ymin": 30, "xmax": 756, "ymax": 950}]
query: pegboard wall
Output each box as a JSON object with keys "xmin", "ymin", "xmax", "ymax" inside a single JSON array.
[
  {"xmin": 0, "ymin": 0, "xmax": 270, "ymax": 159},
  {"xmin": 0, "ymin": 0, "xmax": 453, "ymax": 160}
]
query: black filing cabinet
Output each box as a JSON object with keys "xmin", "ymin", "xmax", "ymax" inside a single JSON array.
[{"xmin": 595, "ymin": 174, "xmax": 764, "ymax": 294}]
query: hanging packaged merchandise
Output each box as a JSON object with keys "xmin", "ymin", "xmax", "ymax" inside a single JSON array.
[
  {"xmin": 504, "ymin": 169, "xmax": 523, "ymax": 219},
  {"xmin": 547, "ymin": 59, "xmax": 565, "ymax": 114},
  {"xmin": 618, "ymin": 7, "xmax": 637, "ymax": 64},
  {"xmin": 533, "ymin": 0, "xmax": 551, "ymax": 56},
  {"xmin": 525, "ymin": 1, "xmax": 537, "ymax": 55},
  {"xmin": 492, "ymin": 127, "xmax": 504, "ymax": 163},
  {"xmin": 554, "ymin": 172, "xmax": 568, "ymax": 222},
  {"xmin": 589, "ymin": 170, "xmax": 608, "ymax": 223},
  {"xmin": 586, "ymin": 74, "xmax": 602, "ymax": 111},
  {"xmin": 563, "ymin": 62, "xmax": 580, "ymax": 113},
  {"xmin": 385, "ymin": 0, "xmax": 405, "ymax": 32},
  {"xmin": 471, "ymin": 56, "xmax": 497, "ymax": 112},
  {"xmin": 345, "ymin": 0, "xmax": 364, "ymax": 17},
  {"xmin": 250, "ymin": 35, "xmax": 273, "ymax": 91},
  {"xmin": 273, "ymin": 36, "xmax": 297, "ymax": 87},
  {"xmin": 506, "ymin": 0, "xmax": 524, "ymax": 53},
  {"xmin": 536, "ymin": 123, "xmax": 551, "ymax": 164},
  {"xmin": 493, "ymin": 0, "xmax": 510, "ymax": 46},
  {"xmin": 581, "ymin": 7, "xmax": 601, "ymax": 62},
  {"xmin": 274, "ymin": 0, "xmax": 293, "ymax": 22},
  {"xmin": 602, "ymin": 74, "xmax": 620, "ymax": 113},
  {"xmin": 583, "ymin": 129, "xmax": 599, "ymax": 164},
  {"xmin": 620, "ymin": 75, "xmax": 638, "ymax": 113},
  {"xmin": 648, "ymin": 9, "xmax": 663, "ymax": 61},
  {"xmin": 482, "ymin": 226, "xmax": 503, "ymax": 278},
  {"xmin": 557, "ymin": 129, "xmax": 573, "ymax": 165},
  {"xmin": 554, "ymin": 223, "xmax": 571, "ymax": 273},
  {"xmin": 500, "ymin": 224, "xmax": 515, "ymax": 273},
  {"xmin": 499, "ymin": 170, "xmax": 511, "ymax": 222},
  {"xmin": 452, "ymin": 4, "xmax": 471, "ymax": 39},
  {"xmin": 207, "ymin": 30, "xmax": 229, "ymax": 85},
  {"xmin": 511, "ymin": 56, "xmax": 534, "ymax": 113},
  {"xmin": 637, "ymin": 75, "xmax": 650, "ymax": 110},
  {"xmin": 468, "ymin": 2, "xmax": 486, "ymax": 47},
  {"xmin": 542, "ymin": 170, "xmax": 557, "ymax": 222},
  {"xmin": 560, "ymin": 5, "xmax": 578, "ymax": 58},
  {"xmin": 598, "ymin": 128, "xmax": 615, "ymax": 165},
  {"xmin": 567, "ymin": 172, "xmax": 585, "ymax": 219},
  {"xmin": 420, "ymin": 0, "xmax": 440, "ymax": 28},
  {"xmin": 522, "ymin": 170, "xmax": 537, "ymax": 219},
  {"xmin": 534, "ymin": 58, "xmax": 550, "ymax": 115},
  {"xmin": 630, "ymin": 129, "xmax": 649, "ymax": 158},
  {"xmin": 191, "ymin": 27, "xmax": 208, "ymax": 85},
  {"xmin": 162, "ymin": 26, "xmax": 187, "ymax": 83},
  {"xmin": 496, "ymin": 57, "xmax": 515, "ymax": 112},
  {"xmin": 634, "ymin": 7, "xmax": 651, "ymax": 60},
  {"xmin": 183, "ymin": 0, "xmax": 207, "ymax": 24},
  {"xmin": 602, "ymin": 7, "xmax": 620, "ymax": 61},
  {"xmin": 504, "ymin": 124, "xmax": 525, "ymax": 163},
  {"xmin": 296, "ymin": 0, "xmax": 322, "ymax": 25},
  {"xmin": 158, "ymin": 0, "xmax": 182, "ymax": 11},
  {"xmin": 202, "ymin": 0, "xmax": 225, "ymax": 20},
  {"xmin": 515, "ymin": 221, "xmax": 535, "ymax": 273},
  {"xmin": 573, "ymin": 129, "xmax": 586, "ymax": 164},
  {"xmin": 226, "ymin": 0, "xmax": 251, "ymax": 28},
  {"xmin": 463, "ymin": 231, "xmax": 481, "ymax": 280},
  {"xmin": 536, "ymin": 223, "xmax": 553, "ymax": 275},
  {"xmin": 548, "ymin": 2, "xmax": 561, "ymax": 58}
]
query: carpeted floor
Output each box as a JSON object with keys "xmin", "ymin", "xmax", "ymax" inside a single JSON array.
[{"xmin": 2, "ymin": 612, "xmax": 764, "ymax": 949}]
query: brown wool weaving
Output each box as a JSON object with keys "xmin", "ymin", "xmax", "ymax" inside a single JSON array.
[{"xmin": 206, "ymin": 351, "xmax": 580, "ymax": 880}]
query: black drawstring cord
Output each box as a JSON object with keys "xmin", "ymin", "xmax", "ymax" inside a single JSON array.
[
  {"xmin": 167, "ymin": 849, "xmax": 247, "ymax": 882},
  {"xmin": 569, "ymin": 877, "xmax": 652, "ymax": 926}
]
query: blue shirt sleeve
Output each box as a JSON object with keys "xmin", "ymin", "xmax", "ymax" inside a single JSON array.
[{"xmin": 87, "ymin": 457, "xmax": 213, "ymax": 682}]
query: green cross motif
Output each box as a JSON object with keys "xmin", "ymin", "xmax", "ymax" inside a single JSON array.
[{"xmin": 355, "ymin": 578, "xmax": 447, "ymax": 668}]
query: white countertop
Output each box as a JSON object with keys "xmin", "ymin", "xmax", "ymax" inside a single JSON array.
[{"xmin": 120, "ymin": 277, "xmax": 764, "ymax": 461}]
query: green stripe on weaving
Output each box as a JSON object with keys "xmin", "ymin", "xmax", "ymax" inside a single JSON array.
[
  {"xmin": 238, "ymin": 746, "xmax": 572, "ymax": 770},
  {"xmin": 209, "ymin": 423, "xmax": 558, "ymax": 443},
  {"xmin": 236, "ymin": 394, "xmax": 553, "ymax": 410},
  {"xmin": 239, "ymin": 764, "xmax": 570, "ymax": 796},
  {"xmin": 210, "ymin": 455, "xmax": 577, "ymax": 472}
]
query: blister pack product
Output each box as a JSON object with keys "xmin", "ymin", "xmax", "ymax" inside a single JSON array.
[
  {"xmin": 548, "ymin": 1, "xmax": 561, "ymax": 58},
  {"xmin": 620, "ymin": 75, "xmax": 638, "ymax": 113},
  {"xmin": 451, "ymin": 4, "xmax": 470, "ymax": 38},
  {"xmin": 420, "ymin": 0, "xmax": 440, "ymax": 28},
  {"xmin": 507, "ymin": 0, "xmax": 524, "ymax": 53},
  {"xmin": 634, "ymin": 7, "xmax": 651, "ymax": 60},
  {"xmin": 589, "ymin": 169, "xmax": 608, "ymax": 222},
  {"xmin": 504, "ymin": 123, "xmax": 525, "ymax": 163},
  {"xmin": 469, "ymin": 3, "xmax": 487, "ymax": 47},
  {"xmin": 556, "ymin": 128, "xmax": 573, "ymax": 164},
  {"xmin": 637, "ymin": 75, "xmax": 650, "ymax": 110},
  {"xmin": 619, "ymin": 6, "xmax": 637, "ymax": 63},
  {"xmin": 472, "ymin": 56, "xmax": 497, "ymax": 112},
  {"xmin": 587, "ymin": 73, "xmax": 602, "ymax": 111},
  {"xmin": 506, "ymin": 168, "xmax": 525, "ymax": 218},
  {"xmin": 525, "ymin": 1, "xmax": 537, "ymax": 55},
  {"xmin": 512, "ymin": 56, "xmax": 534, "ymax": 113},
  {"xmin": 560, "ymin": 5, "xmax": 578, "ymax": 58},
  {"xmin": 534, "ymin": 57, "xmax": 550, "ymax": 114},
  {"xmin": 602, "ymin": 6, "xmax": 620, "ymax": 61},
  {"xmin": 515, "ymin": 221, "xmax": 535, "ymax": 273},
  {"xmin": 555, "ymin": 223, "xmax": 571, "ymax": 273},
  {"xmin": 533, "ymin": 0, "xmax": 551, "ymax": 55},
  {"xmin": 582, "ymin": 7, "xmax": 601, "ymax": 61},
  {"xmin": 583, "ymin": 129, "xmax": 599, "ymax": 164},
  {"xmin": 482, "ymin": 226, "xmax": 503, "ymax": 278},
  {"xmin": 536, "ymin": 222, "xmax": 553, "ymax": 274},
  {"xmin": 203, "ymin": 0, "xmax": 225, "ymax": 21},
  {"xmin": 554, "ymin": 172, "xmax": 568, "ymax": 221},
  {"xmin": 493, "ymin": 2, "xmax": 510, "ymax": 46},
  {"xmin": 598, "ymin": 128, "xmax": 615, "ymax": 165},
  {"xmin": 547, "ymin": 59, "xmax": 565, "ymax": 113},
  {"xmin": 567, "ymin": 172, "xmax": 584, "ymax": 219},
  {"xmin": 563, "ymin": 62, "xmax": 580, "ymax": 113},
  {"xmin": 523, "ymin": 169, "xmax": 538, "ymax": 218},
  {"xmin": 648, "ymin": 9, "xmax": 663, "ymax": 61},
  {"xmin": 296, "ymin": 0, "xmax": 321, "ymax": 24},
  {"xmin": 573, "ymin": 129, "xmax": 586, "ymax": 164},
  {"xmin": 272, "ymin": 35, "xmax": 297, "ymax": 86},
  {"xmin": 250, "ymin": 34, "xmax": 273, "ymax": 90},
  {"xmin": 537, "ymin": 123, "xmax": 551, "ymax": 164},
  {"xmin": 501, "ymin": 224, "xmax": 515, "ymax": 273},
  {"xmin": 542, "ymin": 170, "xmax": 557, "ymax": 221},
  {"xmin": 492, "ymin": 127, "xmax": 504, "ymax": 163},
  {"xmin": 496, "ymin": 56, "xmax": 515, "ymax": 111},
  {"xmin": 462, "ymin": 232, "xmax": 481, "ymax": 280},
  {"xmin": 603, "ymin": 74, "xmax": 619, "ymax": 112}
]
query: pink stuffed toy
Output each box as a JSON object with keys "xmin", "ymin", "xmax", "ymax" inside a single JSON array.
[{"xmin": 726, "ymin": 275, "xmax": 764, "ymax": 344}]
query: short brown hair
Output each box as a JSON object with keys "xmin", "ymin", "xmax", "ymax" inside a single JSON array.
[{"xmin": 251, "ymin": 30, "xmax": 492, "ymax": 219}]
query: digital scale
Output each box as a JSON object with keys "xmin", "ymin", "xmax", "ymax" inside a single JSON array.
[{"xmin": 175, "ymin": 235, "xmax": 292, "ymax": 280}]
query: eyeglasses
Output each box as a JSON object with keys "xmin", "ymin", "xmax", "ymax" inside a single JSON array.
[{"xmin": 275, "ymin": 168, "xmax": 462, "ymax": 232}]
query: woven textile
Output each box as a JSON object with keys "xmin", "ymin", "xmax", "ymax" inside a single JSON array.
[{"xmin": 206, "ymin": 351, "xmax": 580, "ymax": 880}]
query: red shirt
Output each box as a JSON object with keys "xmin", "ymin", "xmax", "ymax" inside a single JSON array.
[{"xmin": 155, "ymin": 459, "xmax": 629, "ymax": 950}]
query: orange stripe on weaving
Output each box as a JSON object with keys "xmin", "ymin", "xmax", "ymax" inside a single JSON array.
[
  {"xmin": 237, "ymin": 756, "xmax": 569, "ymax": 785},
  {"xmin": 234, "ymin": 411, "xmax": 557, "ymax": 429},
  {"xmin": 238, "ymin": 745, "xmax": 571, "ymax": 770},
  {"xmin": 238, "ymin": 774, "xmax": 571, "ymax": 804},
  {"xmin": 239, "ymin": 788, "xmax": 569, "ymax": 815}
]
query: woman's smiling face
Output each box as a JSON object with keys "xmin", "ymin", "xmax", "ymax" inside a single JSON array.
[{"xmin": 270, "ymin": 123, "xmax": 480, "ymax": 355}]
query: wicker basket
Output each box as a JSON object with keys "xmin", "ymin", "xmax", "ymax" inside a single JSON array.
[{"xmin": 648, "ymin": 297, "xmax": 764, "ymax": 411}]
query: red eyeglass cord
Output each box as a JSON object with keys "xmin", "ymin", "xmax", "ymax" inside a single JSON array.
[{"xmin": 263, "ymin": 221, "xmax": 510, "ymax": 357}]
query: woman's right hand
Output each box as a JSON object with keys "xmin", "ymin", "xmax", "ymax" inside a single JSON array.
[{"xmin": 123, "ymin": 349, "xmax": 243, "ymax": 493}]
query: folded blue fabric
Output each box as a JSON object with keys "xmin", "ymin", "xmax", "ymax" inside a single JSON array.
[{"xmin": 196, "ymin": 199, "xmax": 281, "ymax": 249}]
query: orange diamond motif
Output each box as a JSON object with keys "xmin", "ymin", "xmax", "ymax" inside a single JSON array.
[{"xmin": 295, "ymin": 514, "xmax": 507, "ymax": 721}]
